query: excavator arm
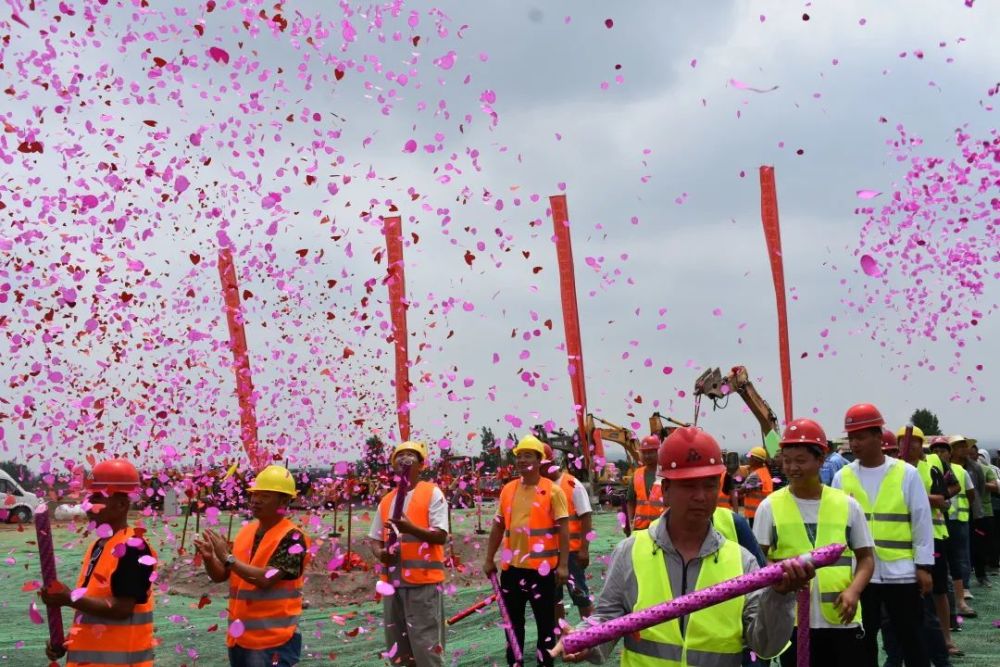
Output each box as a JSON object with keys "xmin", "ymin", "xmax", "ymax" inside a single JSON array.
[
  {"xmin": 649, "ymin": 412, "xmax": 691, "ymax": 440},
  {"xmin": 694, "ymin": 365, "xmax": 779, "ymax": 442},
  {"xmin": 586, "ymin": 413, "xmax": 641, "ymax": 466}
]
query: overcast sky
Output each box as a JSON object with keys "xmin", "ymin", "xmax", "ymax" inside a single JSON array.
[{"xmin": 2, "ymin": 1, "xmax": 998, "ymax": 471}]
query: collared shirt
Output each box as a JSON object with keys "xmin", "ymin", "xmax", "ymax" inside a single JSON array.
[{"xmin": 819, "ymin": 451, "xmax": 849, "ymax": 486}]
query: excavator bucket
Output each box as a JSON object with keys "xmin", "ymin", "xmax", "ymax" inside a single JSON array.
[{"xmin": 694, "ymin": 368, "xmax": 728, "ymax": 400}]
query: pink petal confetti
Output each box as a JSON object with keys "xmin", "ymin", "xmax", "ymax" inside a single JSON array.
[
  {"xmin": 70, "ymin": 587, "xmax": 87, "ymax": 602},
  {"xmin": 137, "ymin": 554, "xmax": 157, "ymax": 566},
  {"xmin": 375, "ymin": 580, "xmax": 396, "ymax": 596},
  {"xmin": 207, "ymin": 47, "xmax": 229, "ymax": 64},
  {"xmin": 228, "ymin": 619, "xmax": 245, "ymax": 638},
  {"xmin": 855, "ymin": 189, "xmax": 881, "ymax": 199},
  {"xmin": 95, "ymin": 523, "xmax": 114, "ymax": 539},
  {"xmin": 28, "ymin": 602, "xmax": 44, "ymax": 624},
  {"xmin": 859, "ymin": 254, "xmax": 883, "ymax": 277}
]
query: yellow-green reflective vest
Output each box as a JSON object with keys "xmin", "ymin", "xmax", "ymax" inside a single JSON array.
[
  {"xmin": 916, "ymin": 458, "xmax": 949, "ymax": 539},
  {"xmin": 839, "ymin": 460, "xmax": 913, "ymax": 561},
  {"xmin": 623, "ymin": 519, "xmax": 745, "ymax": 666},
  {"xmin": 712, "ymin": 507, "xmax": 737, "ymax": 544},
  {"xmin": 948, "ymin": 464, "xmax": 970, "ymax": 522},
  {"xmin": 769, "ymin": 487, "xmax": 859, "ymax": 625}
]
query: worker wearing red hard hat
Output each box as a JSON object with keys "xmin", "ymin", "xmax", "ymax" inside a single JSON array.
[
  {"xmin": 751, "ymin": 419, "xmax": 875, "ymax": 666},
  {"xmin": 39, "ymin": 459, "xmax": 157, "ymax": 667},
  {"xmin": 626, "ymin": 434, "xmax": 666, "ymax": 533},
  {"xmin": 832, "ymin": 404, "xmax": 934, "ymax": 667},
  {"xmin": 555, "ymin": 427, "xmax": 814, "ymax": 664}
]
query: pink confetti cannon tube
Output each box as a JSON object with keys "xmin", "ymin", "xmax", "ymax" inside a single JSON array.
[
  {"xmin": 796, "ymin": 587, "xmax": 810, "ymax": 667},
  {"xmin": 446, "ymin": 593, "xmax": 496, "ymax": 625},
  {"xmin": 383, "ymin": 464, "xmax": 411, "ymax": 585},
  {"xmin": 561, "ymin": 543, "xmax": 845, "ymax": 656},
  {"xmin": 490, "ymin": 572, "xmax": 523, "ymax": 665},
  {"xmin": 33, "ymin": 504, "xmax": 66, "ymax": 650}
]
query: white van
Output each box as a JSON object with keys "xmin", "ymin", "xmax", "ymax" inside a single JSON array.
[{"xmin": 0, "ymin": 469, "xmax": 42, "ymax": 523}]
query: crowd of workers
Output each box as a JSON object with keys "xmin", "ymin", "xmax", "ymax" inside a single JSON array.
[{"xmin": 33, "ymin": 403, "xmax": 1000, "ymax": 666}]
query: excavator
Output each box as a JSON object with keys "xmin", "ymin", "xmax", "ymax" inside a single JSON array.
[{"xmin": 693, "ymin": 365, "xmax": 780, "ymax": 444}]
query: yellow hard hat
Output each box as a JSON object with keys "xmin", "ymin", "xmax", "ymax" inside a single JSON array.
[
  {"xmin": 896, "ymin": 425, "xmax": 925, "ymax": 441},
  {"xmin": 513, "ymin": 434, "xmax": 546, "ymax": 458},
  {"xmin": 391, "ymin": 440, "xmax": 428, "ymax": 463},
  {"xmin": 748, "ymin": 447, "xmax": 768, "ymax": 461},
  {"xmin": 948, "ymin": 434, "xmax": 969, "ymax": 446},
  {"xmin": 247, "ymin": 465, "xmax": 297, "ymax": 497}
]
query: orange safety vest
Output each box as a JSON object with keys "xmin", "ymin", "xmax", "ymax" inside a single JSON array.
[
  {"xmin": 632, "ymin": 466, "xmax": 665, "ymax": 530},
  {"xmin": 743, "ymin": 466, "xmax": 773, "ymax": 519},
  {"xmin": 66, "ymin": 528, "xmax": 156, "ymax": 667},
  {"xmin": 227, "ymin": 519, "xmax": 310, "ymax": 650},
  {"xmin": 499, "ymin": 477, "xmax": 560, "ymax": 571},
  {"xmin": 558, "ymin": 472, "xmax": 586, "ymax": 552},
  {"xmin": 378, "ymin": 481, "xmax": 446, "ymax": 585},
  {"xmin": 717, "ymin": 472, "xmax": 732, "ymax": 510}
]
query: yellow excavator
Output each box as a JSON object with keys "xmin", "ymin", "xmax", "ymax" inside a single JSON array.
[{"xmin": 693, "ymin": 365, "xmax": 780, "ymax": 444}]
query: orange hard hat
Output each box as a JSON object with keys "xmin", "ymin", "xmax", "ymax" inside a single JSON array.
[
  {"xmin": 640, "ymin": 434, "xmax": 661, "ymax": 452},
  {"xmin": 657, "ymin": 427, "xmax": 725, "ymax": 480},
  {"xmin": 881, "ymin": 428, "xmax": 898, "ymax": 452},
  {"xmin": 87, "ymin": 458, "xmax": 141, "ymax": 494},
  {"xmin": 844, "ymin": 403, "xmax": 885, "ymax": 433},
  {"xmin": 780, "ymin": 419, "xmax": 829, "ymax": 451}
]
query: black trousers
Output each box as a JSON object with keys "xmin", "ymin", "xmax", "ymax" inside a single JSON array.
[
  {"xmin": 882, "ymin": 592, "xmax": 951, "ymax": 667},
  {"xmin": 860, "ymin": 583, "xmax": 929, "ymax": 667},
  {"xmin": 778, "ymin": 626, "xmax": 868, "ymax": 667},
  {"xmin": 500, "ymin": 566, "xmax": 557, "ymax": 667},
  {"xmin": 970, "ymin": 517, "xmax": 993, "ymax": 580}
]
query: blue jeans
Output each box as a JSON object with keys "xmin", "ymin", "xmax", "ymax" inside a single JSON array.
[{"xmin": 228, "ymin": 633, "xmax": 302, "ymax": 667}]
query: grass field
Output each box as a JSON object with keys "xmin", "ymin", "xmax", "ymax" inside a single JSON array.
[{"xmin": 0, "ymin": 508, "xmax": 997, "ymax": 665}]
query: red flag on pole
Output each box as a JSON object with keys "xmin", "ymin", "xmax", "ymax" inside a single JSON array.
[
  {"xmin": 759, "ymin": 166, "xmax": 793, "ymax": 423},
  {"xmin": 549, "ymin": 195, "xmax": 591, "ymax": 474},
  {"xmin": 383, "ymin": 215, "xmax": 411, "ymax": 443},
  {"xmin": 217, "ymin": 247, "xmax": 265, "ymax": 471}
]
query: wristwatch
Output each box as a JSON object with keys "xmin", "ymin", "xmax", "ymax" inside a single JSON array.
[{"xmin": 224, "ymin": 554, "xmax": 236, "ymax": 568}]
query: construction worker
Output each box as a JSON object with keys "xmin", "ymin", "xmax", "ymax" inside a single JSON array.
[
  {"xmin": 942, "ymin": 435, "xmax": 977, "ymax": 618},
  {"xmin": 881, "ymin": 428, "xmax": 900, "ymax": 458},
  {"xmin": 554, "ymin": 426, "xmax": 813, "ymax": 664},
  {"xmin": 740, "ymin": 447, "xmax": 773, "ymax": 526},
  {"xmin": 367, "ymin": 441, "xmax": 448, "ymax": 666},
  {"xmin": 540, "ymin": 444, "xmax": 595, "ymax": 620},
  {"xmin": 39, "ymin": 459, "xmax": 156, "ymax": 667},
  {"xmin": 833, "ymin": 404, "xmax": 934, "ymax": 667},
  {"xmin": 195, "ymin": 464, "xmax": 310, "ymax": 667},
  {"xmin": 627, "ymin": 435, "xmax": 665, "ymax": 531},
  {"xmin": 752, "ymin": 419, "xmax": 875, "ymax": 666},
  {"xmin": 483, "ymin": 434, "xmax": 569, "ymax": 667},
  {"xmin": 881, "ymin": 426, "xmax": 961, "ymax": 664}
]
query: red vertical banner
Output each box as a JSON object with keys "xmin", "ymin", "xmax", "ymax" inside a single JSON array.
[
  {"xmin": 217, "ymin": 247, "xmax": 264, "ymax": 471},
  {"xmin": 383, "ymin": 215, "xmax": 411, "ymax": 443},
  {"xmin": 549, "ymin": 195, "xmax": 591, "ymax": 474},
  {"xmin": 759, "ymin": 166, "xmax": 793, "ymax": 423}
]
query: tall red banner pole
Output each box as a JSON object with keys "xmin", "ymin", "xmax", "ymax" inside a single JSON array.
[
  {"xmin": 549, "ymin": 195, "xmax": 591, "ymax": 475},
  {"xmin": 218, "ymin": 248, "xmax": 265, "ymax": 470},
  {"xmin": 759, "ymin": 167, "xmax": 793, "ymax": 423},
  {"xmin": 383, "ymin": 215, "xmax": 411, "ymax": 443}
]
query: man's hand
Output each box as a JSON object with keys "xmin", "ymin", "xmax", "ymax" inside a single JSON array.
[
  {"xmin": 916, "ymin": 568, "xmax": 932, "ymax": 596},
  {"xmin": 556, "ymin": 563, "xmax": 570, "ymax": 587},
  {"xmin": 483, "ymin": 558, "xmax": 498, "ymax": 578},
  {"xmin": 387, "ymin": 517, "xmax": 418, "ymax": 536},
  {"xmin": 771, "ymin": 558, "xmax": 816, "ymax": 595},
  {"xmin": 203, "ymin": 529, "xmax": 229, "ymax": 562},
  {"xmin": 577, "ymin": 548, "xmax": 590, "ymax": 569},
  {"xmin": 193, "ymin": 536, "xmax": 216, "ymax": 562},
  {"xmin": 38, "ymin": 581, "xmax": 71, "ymax": 608},
  {"xmin": 45, "ymin": 640, "xmax": 67, "ymax": 661},
  {"xmin": 834, "ymin": 588, "xmax": 860, "ymax": 624},
  {"xmin": 549, "ymin": 621, "xmax": 592, "ymax": 663}
]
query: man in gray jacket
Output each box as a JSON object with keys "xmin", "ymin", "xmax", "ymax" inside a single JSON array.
[{"xmin": 554, "ymin": 427, "xmax": 812, "ymax": 665}]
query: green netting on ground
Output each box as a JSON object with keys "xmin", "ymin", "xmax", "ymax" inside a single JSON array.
[{"xmin": 2, "ymin": 511, "xmax": 997, "ymax": 665}]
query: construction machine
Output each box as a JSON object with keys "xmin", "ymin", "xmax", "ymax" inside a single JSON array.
[{"xmin": 693, "ymin": 365, "xmax": 780, "ymax": 443}]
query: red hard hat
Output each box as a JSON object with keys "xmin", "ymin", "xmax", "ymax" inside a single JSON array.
[
  {"xmin": 87, "ymin": 459, "xmax": 141, "ymax": 493},
  {"xmin": 881, "ymin": 428, "xmax": 898, "ymax": 452},
  {"xmin": 779, "ymin": 419, "xmax": 828, "ymax": 451},
  {"xmin": 640, "ymin": 434, "xmax": 661, "ymax": 452},
  {"xmin": 844, "ymin": 403, "xmax": 885, "ymax": 433},
  {"xmin": 657, "ymin": 427, "xmax": 726, "ymax": 480}
]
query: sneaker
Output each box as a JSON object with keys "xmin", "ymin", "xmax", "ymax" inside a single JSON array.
[
  {"xmin": 963, "ymin": 589, "xmax": 974, "ymax": 599},
  {"xmin": 958, "ymin": 606, "xmax": 978, "ymax": 618}
]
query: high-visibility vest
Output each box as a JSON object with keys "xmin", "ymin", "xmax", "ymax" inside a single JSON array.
[
  {"xmin": 948, "ymin": 464, "xmax": 970, "ymax": 522},
  {"xmin": 66, "ymin": 529, "xmax": 156, "ymax": 667},
  {"xmin": 717, "ymin": 472, "xmax": 732, "ymax": 510},
  {"xmin": 743, "ymin": 467, "xmax": 773, "ymax": 520},
  {"xmin": 228, "ymin": 519, "xmax": 310, "ymax": 650},
  {"xmin": 633, "ymin": 466, "xmax": 665, "ymax": 530},
  {"xmin": 839, "ymin": 461, "xmax": 913, "ymax": 561},
  {"xmin": 378, "ymin": 481, "xmax": 446, "ymax": 584},
  {"xmin": 623, "ymin": 519, "xmax": 745, "ymax": 666},
  {"xmin": 712, "ymin": 507, "xmax": 737, "ymax": 544},
  {"xmin": 558, "ymin": 472, "xmax": 587, "ymax": 552},
  {"xmin": 499, "ymin": 477, "xmax": 560, "ymax": 571},
  {"xmin": 769, "ymin": 487, "xmax": 859, "ymax": 625},
  {"xmin": 916, "ymin": 458, "xmax": 949, "ymax": 539}
]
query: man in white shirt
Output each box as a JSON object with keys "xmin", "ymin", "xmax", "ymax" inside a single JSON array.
[{"xmin": 833, "ymin": 404, "xmax": 934, "ymax": 667}]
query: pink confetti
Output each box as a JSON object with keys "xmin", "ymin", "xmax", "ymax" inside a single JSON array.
[
  {"xmin": 375, "ymin": 580, "xmax": 396, "ymax": 596},
  {"xmin": 28, "ymin": 602, "xmax": 44, "ymax": 625},
  {"xmin": 859, "ymin": 254, "xmax": 883, "ymax": 277},
  {"xmin": 228, "ymin": 619, "xmax": 245, "ymax": 638},
  {"xmin": 207, "ymin": 47, "xmax": 229, "ymax": 64}
]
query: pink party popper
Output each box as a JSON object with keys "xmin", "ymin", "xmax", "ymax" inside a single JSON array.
[
  {"xmin": 561, "ymin": 543, "xmax": 845, "ymax": 656},
  {"xmin": 490, "ymin": 572, "xmax": 523, "ymax": 665},
  {"xmin": 796, "ymin": 587, "xmax": 810, "ymax": 667},
  {"xmin": 33, "ymin": 504, "xmax": 66, "ymax": 650}
]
